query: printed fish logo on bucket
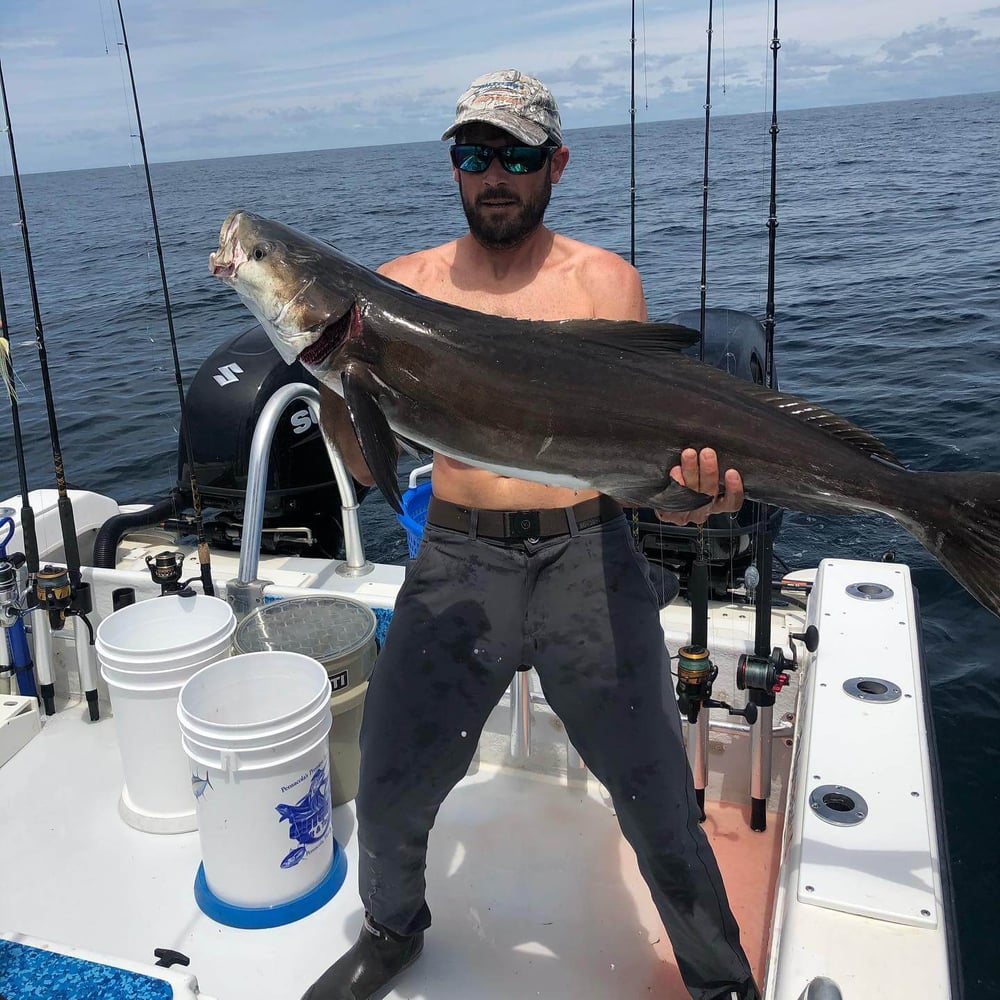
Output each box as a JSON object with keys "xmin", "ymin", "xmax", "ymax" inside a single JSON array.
[
  {"xmin": 191, "ymin": 772, "xmax": 213, "ymax": 799},
  {"xmin": 276, "ymin": 764, "xmax": 331, "ymax": 868}
]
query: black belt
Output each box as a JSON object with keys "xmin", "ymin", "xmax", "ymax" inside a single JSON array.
[{"xmin": 426, "ymin": 495, "xmax": 622, "ymax": 542}]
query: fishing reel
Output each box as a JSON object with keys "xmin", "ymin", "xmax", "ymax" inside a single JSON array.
[
  {"xmin": 145, "ymin": 550, "xmax": 196, "ymax": 596},
  {"xmin": 675, "ymin": 644, "xmax": 758, "ymax": 726},
  {"xmin": 736, "ymin": 625, "xmax": 819, "ymax": 705},
  {"xmin": 35, "ymin": 564, "xmax": 94, "ymax": 638},
  {"xmin": 0, "ymin": 557, "xmax": 28, "ymax": 630},
  {"xmin": 36, "ymin": 565, "xmax": 72, "ymax": 629},
  {"xmin": 0, "ymin": 516, "xmax": 28, "ymax": 628}
]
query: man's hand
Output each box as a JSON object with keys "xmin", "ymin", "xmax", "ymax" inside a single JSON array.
[{"xmin": 655, "ymin": 447, "xmax": 744, "ymax": 526}]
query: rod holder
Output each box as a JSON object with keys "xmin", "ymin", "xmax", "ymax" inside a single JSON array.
[
  {"xmin": 509, "ymin": 667, "xmax": 532, "ymax": 760},
  {"xmin": 750, "ymin": 701, "xmax": 774, "ymax": 831},
  {"xmin": 686, "ymin": 707, "xmax": 711, "ymax": 821}
]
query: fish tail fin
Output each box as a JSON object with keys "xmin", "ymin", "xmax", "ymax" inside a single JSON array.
[{"xmin": 910, "ymin": 472, "xmax": 1000, "ymax": 616}]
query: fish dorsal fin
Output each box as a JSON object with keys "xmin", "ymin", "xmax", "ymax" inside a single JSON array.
[
  {"xmin": 753, "ymin": 384, "xmax": 904, "ymax": 466},
  {"xmin": 550, "ymin": 320, "xmax": 701, "ymax": 356}
]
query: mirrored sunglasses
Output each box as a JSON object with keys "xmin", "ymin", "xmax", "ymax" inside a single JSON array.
[{"xmin": 450, "ymin": 143, "xmax": 554, "ymax": 175}]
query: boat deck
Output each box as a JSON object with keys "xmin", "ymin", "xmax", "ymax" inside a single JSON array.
[
  {"xmin": 0, "ymin": 491, "xmax": 957, "ymax": 999},
  {"xmin": 0, "ymin": 698, "xmax": 779, "ymax": 999}
]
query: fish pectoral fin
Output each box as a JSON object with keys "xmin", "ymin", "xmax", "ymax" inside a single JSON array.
[
  {"xmin": 611, "ymin": 480, "xmax": 716, "ymax": 513},
  {"xmin": 342, "ymin": 367, "xmax": 403, "ymax": 514}
]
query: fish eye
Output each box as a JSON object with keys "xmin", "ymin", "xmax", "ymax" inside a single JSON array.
[{"xmin": 251, "ymin": 243, "xmax": 270, "ymax": 261}]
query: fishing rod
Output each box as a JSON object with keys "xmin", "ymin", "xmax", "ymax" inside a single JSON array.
[
  {"xmin": 629, "ymin": 0, "xmax": 637, "ymax": 266},
  {"xmin": 697, "ymin": 0, "xmax": 715, "ymax": 364},
  {"xmin": 114, "ymin": 0, "xmax": 215, "ymax": 598},
  {"xmin": 0, "ymin": 278, "xmax": 34, "ymax": 568},
  {"xmin": 681, "ymin": 1, "xmax": 790, "ymax": 825},
  {"xmin": 762, "ymin": 3, "xmax": 780, "ymax": 390},
  {"xmin": 678, "ymin": 0, "xmax": 717, "ymax": 822},
  {"xmin": 740, "ymin": 0, "xmax": 783, "ymax": 834},
  {"xmin": 0, "ymin": 56, "xmax": 95, "ymax": 717},
  {"xmin": 749, "ymin": 0, "xmax": 781, "ymax": 669},
  {"xmin": 0, "ymin": 266, "xmax": 42, "ymax": 704},
  {"xmin": 627, "ymin": 1, "xmax": 641, "ymax": 551},
  {"xmin": 689, "ymin": 0, "xmax": 717, "ymax": 634}
]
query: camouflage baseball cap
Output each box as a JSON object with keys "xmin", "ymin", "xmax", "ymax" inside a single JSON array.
[{"xmin": 441, "ymin": 69, "xmax": 562, "ymax": 147}]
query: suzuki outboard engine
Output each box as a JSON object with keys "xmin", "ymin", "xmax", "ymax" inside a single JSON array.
[
  {"xmin": 632, "ymin": 307, "xmax": 783, "ymax": 598},
  {"xmin": 176, "ymin": 323, "xmax": 366, "ymax": 559}
]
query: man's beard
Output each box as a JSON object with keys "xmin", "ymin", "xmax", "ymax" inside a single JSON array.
[{"xmin": 461, "ymin": 175, "xmax": 552, "ymax": 250}]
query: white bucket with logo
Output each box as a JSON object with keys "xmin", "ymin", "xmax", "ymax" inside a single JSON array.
[
  {"xmin": 177, "ymin": 651, "xmax": 346, "ymax": 928},
  {"xmin": 96, "ymin": 594, "xmax": 236, "ymax": 834},
  {"xmin": 231, "ymin": 595, "xmax": 378, "ymax": 806}
]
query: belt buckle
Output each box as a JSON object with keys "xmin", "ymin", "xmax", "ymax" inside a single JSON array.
[{"xmin": 507, "ymin": 510, "xmax": 541, "ymax": 540}]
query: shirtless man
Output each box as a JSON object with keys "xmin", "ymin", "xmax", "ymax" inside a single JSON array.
[{"xmin": 304, "ymin": 70, "xmax": 759, "ymax": 1000}]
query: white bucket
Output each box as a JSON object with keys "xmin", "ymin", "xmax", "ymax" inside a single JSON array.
[
  {"xmin": 231, "ymin": 596, "xmax": 378, "ymax": 806},
  {"xmin": 96, "ymin": 593, "xmax": 235, "ymax": 668},
  {"xmin": 177, "ymin": 651, "xmax": 336, "ymax": 919},
  {"xmin": 176, "ymin": 670, "xmax": 330, "ymax": 749},
  {"xmin": 95, "ymin": 594, "xmax": 236, "ymax": 834}
]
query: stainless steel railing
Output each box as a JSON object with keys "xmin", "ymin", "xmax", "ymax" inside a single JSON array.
[{"xmin": 228, "ymin": 383, "xmax": 371, "ymax": 618}]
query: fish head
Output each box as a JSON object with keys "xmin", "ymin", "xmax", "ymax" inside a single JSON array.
[{"xmin": 209, "ymin": 210, "xmax": 360, "ymax": 375}]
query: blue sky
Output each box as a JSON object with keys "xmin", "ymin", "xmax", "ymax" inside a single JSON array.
[{"xmin": 1, "ymin": 0, "xmax": 998, "ymax": 174}]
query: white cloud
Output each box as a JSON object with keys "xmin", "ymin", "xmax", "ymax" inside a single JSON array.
[{"xmin": 0, "ymin": 0, "xmax": 997, "ymax": 172}]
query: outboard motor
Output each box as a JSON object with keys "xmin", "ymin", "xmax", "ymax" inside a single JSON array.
[
  {"xmin": 175, "ymin": 323, "xmax": 367, "ymax": 559},
  {"xmin": 632, "ymin": 307, "xmax": 783, "ymax": 599}
]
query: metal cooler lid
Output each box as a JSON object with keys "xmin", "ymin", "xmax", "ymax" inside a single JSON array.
[{"xmin": 233, "ymin": 596, "xmax": 377, "ymax": 662}]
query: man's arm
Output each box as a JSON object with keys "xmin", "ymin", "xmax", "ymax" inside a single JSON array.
[{"xmin": 584, "ymin": 251, "xmax": 649, "ymax": 322}]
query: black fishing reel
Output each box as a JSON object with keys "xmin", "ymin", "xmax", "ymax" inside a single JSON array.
[
  {"xmin": 676, "ymin": 645, "xmax": 715, "ymax": 724},
  {"xmin": 736, "ymin": 625, "xmax": 819, "ymax": 704},
  {"xmin": 0, "ymin": 557, "xmax": 27, "ymax": 630},
  {"xmin": 145, "ymin": 550, "xmax": 196, "ymax": 596},
  {"xmin": 675, "ymin": 644, "xmax": 758, "ymax": 726},
  {"xmin": 35, "ymin": 565, "xmax": 73, "ymax": 630},
  {"xmin": 35, "ymin": 564, "xmax": 94, "ymax": 638}
]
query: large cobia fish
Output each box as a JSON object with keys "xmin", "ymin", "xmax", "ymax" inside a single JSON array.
[{"xmin": 210, "ymin": 210, "xmax": 1000, "ymax": 617}]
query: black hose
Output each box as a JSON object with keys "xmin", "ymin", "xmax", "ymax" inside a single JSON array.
[{"xmin": 92, "ymin": 494, "xmax": 179, "ymax": 569}]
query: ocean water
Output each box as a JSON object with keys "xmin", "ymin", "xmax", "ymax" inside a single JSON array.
[{"xmin": 2, "ymin": 91, "xmax": 999, "ymax": 994}]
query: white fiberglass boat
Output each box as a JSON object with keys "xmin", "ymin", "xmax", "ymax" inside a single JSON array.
[{"xmin": 0, "ymin": 360, "xmax": 960, "ymax": 1000}]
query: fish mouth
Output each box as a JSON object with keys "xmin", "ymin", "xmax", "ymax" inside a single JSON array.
[
  {"xmin": 210, "ymin": 258, "xmax": 236, "ymax": 279},
  {"xmin": 208, "ymin": 211, "xmax": 247, "ymax": 280},
  {"xmin": 298, "ymin": 306, "xmax": 356, "ymax": 367}
]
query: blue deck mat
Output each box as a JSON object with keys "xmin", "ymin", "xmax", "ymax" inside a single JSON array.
[
  {"xmin": 0, "ymin": 939, "xmax": 174, "ymax": 999},
  {"xmin": 372, "ymin": 606, "xmax": 393, "ymax": 646}
]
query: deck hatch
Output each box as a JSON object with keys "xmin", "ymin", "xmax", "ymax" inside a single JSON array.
[
  {"xmin": 809, "ymin": 784, "xmax": 868, "ymax": 826},
  {"xmin": 843, "ymin": 676, "xmax": 903, "ymax": 703}
]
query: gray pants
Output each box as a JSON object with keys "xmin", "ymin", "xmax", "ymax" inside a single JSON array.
[{"xmin": 356, "ymin": 513, "xmax": 757, "ymax": 999}]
